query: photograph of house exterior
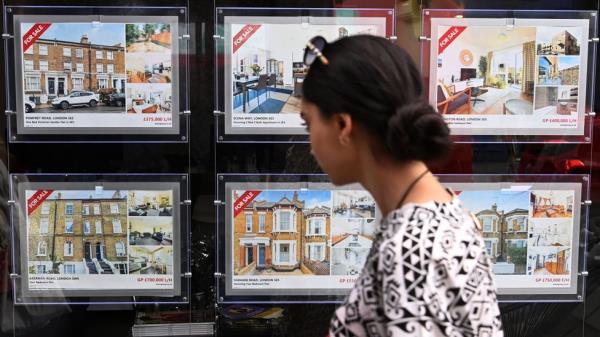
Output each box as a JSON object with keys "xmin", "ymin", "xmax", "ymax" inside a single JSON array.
[
  {"xmin": 129, "ymin": 217, "xmax": 173, "ymax": 246},
  {"xmin": 527, "ymin": 246, "xmax": 571, "ymax": 275},
  {"xmin": 129, "ymin": 246, "xmax": 173, "ymax": 274},
  {"xmin": 536, "ymin": 27, "xmax": 581, "ymax": 56},
  {"xmin": 330, "ymin": 218, "xmax": 375, "ymax": 276},
  {"xmin": 21, "ymin": 23, "xmax": 126, "ymax": 112},
  {"xmin": 529, "ymin": 219, "xmax": 571, "ymax": 247},
  {"xmin": 128, "ymin": 190, "xmax": 173, "ymax": 216},
  {"xmin": 531, "ymin": 190, "xmax": 574, "ymax": 218},
  {"xmin": 460, "ymin": 190, "xmax": 529, "ymax": 275},
  {"xmin": 435, "ymin": 26, "xmax": 536, "ymax": 115},
  {"xmin": 27, "ymin": 190, "xmax": 128, "ymax": 275},
  {"xmin": 332, "ymin": 190, "xmax": 376, "ymax": 219},
  {"xmin": 232, "ymin": 190, "xmax": 332, "ymax": 276}
]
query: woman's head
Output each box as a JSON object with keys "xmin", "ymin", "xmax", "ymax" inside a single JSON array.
[{"xmin": 301, "ymin": 35, "xmax": 451, "ymax": 185}]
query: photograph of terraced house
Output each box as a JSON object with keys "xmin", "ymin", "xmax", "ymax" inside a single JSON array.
[
  {"xmin": 232, "ymin": 190, "xmax": 332, "ymax": 276},
  {"xmin": 21, "ymin": 23, "xmax": 126, "ymax": 113},
  {"xmin": 331, "ymin": 218, "xmax": 375, "ymax": 276},
  {"xmin": 531, "ymin": 190, "xmax": 574, "ymax": 218},
  {"xmin": 27, "ymin": 190, "xmax": 128, "ymax": 275},
  {"xmin": 460, "ymin": 190, "xmax": 530, "ymax": 275}
]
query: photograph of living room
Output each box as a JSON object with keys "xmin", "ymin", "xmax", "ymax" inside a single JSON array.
[
  {"xmin": 126, "ymin": 83, "xmax": 171, "ymax": 113},
  {"xmin": 529, "ymin": 218, "xmax": 571, "ymax": 247},
  {"xmin": 231, "ymin": 22, "xmax": 383, "ymax": 115},
  {"xmin": 128, "ymin": 190, "xmax": 173, "ymax": 217},
  {"xmin": 537, "ymin": 55, "xmax": 579, "ymax": 86},
  {"xmin": 126, "ymin": 53, "xmax": 172, "ymax": 83},
  {"xmin": 330, "ymin": 218, "xmax": 374, "ymax": 276},
  {"xmin": 332, "ymin": 190, "xmax": 376, "ymax": 219},
  {"xmin": 536, "ymin": 26, "xmax": 581, "ymax": 56},
  {"xmin": 435, "ymin": 26, "xmax": 536, "ymax": 115},
  {"xmin": 128, "ymin": 217, "xmax": 173, "ymax": 246},
  {"xmin": 534, "ymin": 86, "xmax": 578, "ymax": 115},
  {"xmin": 527, "ymin": 246, "xmax": 571, "ymax": 275},
  {"xmin": 531, "ymin": 190, "xmax": 574, "ymax": 218},
  {"xmin": 129, "ymin": 246, "xmax": 173, "ymax": 274}
]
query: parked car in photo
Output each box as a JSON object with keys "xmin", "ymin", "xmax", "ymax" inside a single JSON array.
[
  {"xmin": 24, "ymin": 99, "xmax": 36, "ymax": 113},
  {"xmin": 152, "ymin": 232, "xmax": 164, "ymax": 242},
  {"xmin": 52, "ymin": 91, "xmax": 99, "ymax": 109},
  {"xmin": 107, "ymin": 93, "xmax": 126, "ymax": 107}
]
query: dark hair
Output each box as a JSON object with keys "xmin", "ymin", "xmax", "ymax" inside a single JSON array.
[{"xmin": 303, "ymin": 35, "xmax": 451, "ymax": 164}]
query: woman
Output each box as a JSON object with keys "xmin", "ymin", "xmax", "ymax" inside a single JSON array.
[{"xmin": 301, "ymin": 35, "xmax": 503, "ymax": 337}]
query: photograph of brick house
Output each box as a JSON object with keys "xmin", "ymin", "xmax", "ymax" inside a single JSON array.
[
  {"xmin": 232, "ymin": 190, "xmax": 332, "ymax": 276},
  {"xmin": 331, "ymin": 218, "xmax": 375, "ymax": 276},
  {"xmin": 532, "ymin": 190, "xmax": 574, "ymax": 218},
  {"xmin": 460, "ymin": 190, "xmax": 530, "ymax": 275},
  {"xmin": 536, "ymin": 27, "xmax": 581, "ymax": 56},
  {"xmin": 21, "ymin": 23, "xmax": 126, "ymax": 112},
  {"xmin": 27, "ymin": 190, "xmax": 128, "ymax": 275}
]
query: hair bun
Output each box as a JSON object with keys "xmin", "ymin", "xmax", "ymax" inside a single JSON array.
[{"xmin": 385, "ymin": 102, "xmax": 451, "ymax": 163}]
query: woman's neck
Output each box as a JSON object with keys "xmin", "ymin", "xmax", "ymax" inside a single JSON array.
[{"xmin": 358, "ymin": 158, "xmax": 451, "ymax": 217}]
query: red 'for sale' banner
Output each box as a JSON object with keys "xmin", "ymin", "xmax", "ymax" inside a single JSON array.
[
  {"xmin": 232, "ymin": 24, "xmax": 261, "ymax": 54},
  {"xmin": 27, "ymin": 190, "xmax": 54, "ymax": 215},
  {"xmin": 438, "ymin": 26, "xmax": 466, "ymax": 55},
  {"xmin": 22, "ymin": 23, "xmax": 51, "ymax": 53},
  {"xmin": 233, "ymin": 190, "xmax": 261, "ymax": 217}
]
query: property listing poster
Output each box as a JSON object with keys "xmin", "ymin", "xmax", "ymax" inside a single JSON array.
[
  {"xmin": 454, "ymin": 185, "xmax": 580, "ymax": 293},
  {"xmin": 229, "ymin": 188, "xmax": 377, "ymax": 292},
  {"xmin": 19, "ymin": 19, "xmax": 176, "ymax": 131},
  {"xmin": 429, "ymin": 18, "xmax": 590, "ymax": 136},
  {"xmin": 223, "ymin": 9, "xmax": 392, "ymax": 135},
  {"xmin": 25, "ymin": 188, "xmax": 176, "ymax": 292}
]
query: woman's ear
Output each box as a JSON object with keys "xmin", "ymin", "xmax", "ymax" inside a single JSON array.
[{"xmin": 336, "ymin": 113, "xmax": 353, "ymax": 146}]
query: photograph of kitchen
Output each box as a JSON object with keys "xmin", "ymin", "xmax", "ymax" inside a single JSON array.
[
  {"xmin": 527, "ymin": 246, "xmax": 571, "ymax": 275},
  {"xmin": 230, "ymin": 21, "xmax": 383, "ymax": 115},
  {"xmin": 129, "ymin": 246, "xmax": 174, "ymax": 274},
  {"xmin": 126, "ymin": 83, "xmax": 172, "ymax": 113},
  {"xmin": 436, "ymin": 25, "xmax": 537, "ymax": 115},
  {"xmin": 330, "ymin": 218, "xmax": 374, "ymax": 276}
]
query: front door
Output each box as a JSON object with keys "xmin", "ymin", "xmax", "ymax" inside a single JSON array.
[
  {"xmin": 245, "ymin": 245, "xmax": 253, "ymax": 266},
  {"xmin": 58, "ymin": 78, "xmax": 65, "ymax": 96},
  {"xmin": 84, "ymin": 242, "xmax": 91, "ymax": 259},
  {"xmin": 48, "ymin": 78, "xmax": 55, "ymax": 96},
  {"xmin": 258, "ymin": 245, "xmax": 265, "ymax": 267},
  {"xmin": 96, "ymin": 243, "xmax": 102, "ymax": 260}
]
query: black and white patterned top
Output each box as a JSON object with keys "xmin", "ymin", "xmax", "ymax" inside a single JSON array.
[{"xmin": 330, "ymin": 197, "xmax": 504, "ymax": 337}]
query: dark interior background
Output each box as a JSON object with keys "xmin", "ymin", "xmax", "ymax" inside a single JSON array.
[{"xmin": 1, "ymin": 0, "xmax": 599, "ymax": 336}]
